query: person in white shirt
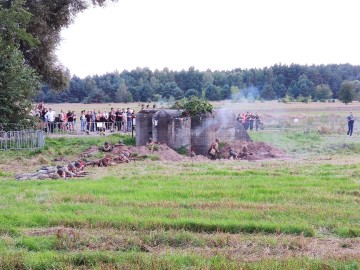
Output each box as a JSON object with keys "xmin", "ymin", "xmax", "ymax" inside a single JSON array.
[
  {"xmin": 103, "ymin": 111, "xmax": 109, "ymax": 130},
  {"xmin": 121, "ymin": 110, "xmax": 127, "ymax": 132},
  {"xmin": 44, "ymin": 108, "xmax": 56, "ymax": 133}
]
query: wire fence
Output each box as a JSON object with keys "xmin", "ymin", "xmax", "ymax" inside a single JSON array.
[
  {"xmin": 36, "ymin": 120, "xmax": 136, "ymax": 136},
  {"xmin": 0, "ymin": 130, "xmax": 45, "ymax": 151}
]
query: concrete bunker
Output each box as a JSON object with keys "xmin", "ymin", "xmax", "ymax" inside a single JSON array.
[
  {"xmin": 152, "ymin": 110, "xmax": 191, "ymax": 152},
  {"xmin": 190, "ymin": 114, "xmax": 216, "ymax": 156},
  {"xmin": 136, "ymin": 108, "xmax": 252, "ymax": 155},
  {"xmin": 213, "ymin": 108, "xmax": 236, "ymax": 143},
  {"xmin": 135, "ymin": 109, "xmax": 159, "ymax": 147}
]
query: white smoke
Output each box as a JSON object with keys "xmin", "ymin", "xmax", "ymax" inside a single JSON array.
[{"xmin": 232, "ymin": 86, "xmax": 260, "ymax": 102}]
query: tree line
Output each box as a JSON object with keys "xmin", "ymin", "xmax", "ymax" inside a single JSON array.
[{"xmin": 36, "ymin": 64, "xmax": 360, "ymax": 104}]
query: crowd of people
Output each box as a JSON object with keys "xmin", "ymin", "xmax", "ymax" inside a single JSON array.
[
  {"xmin": 237, "ymin": 112, "xmax": 262, "ymax": 131},
  {"xmin": 34, "ymin": 102, "xmax": 136, "ymax": 134},
  {"xmin": 34, "ymin": 102, "xmax": 265, "ymax": 135}
]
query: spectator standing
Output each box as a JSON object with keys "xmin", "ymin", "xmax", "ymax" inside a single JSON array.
[
  {"xmin": 347, "ymin": 112, "xmax": 355, "ymax": 137},
  {"xmin": 249, "ymin": 113, "xmax": 255, "ymax": 131},
  {"xmin": 244, "ymin": 112, "xmax": 251, "ymax": 130},
  {"xmin": 126, "ymin": 108, "xmax": 132, "ymax": 131},
  {"xmin": 45, "ymin": 108, "xmax": 56, "ymax": 133},
  {"xmin": 90, "ymin": 110, "xmax": 96, "ymax": 132},
  {"xmin": 103, "ymin": 111, "xmax": 109, "ymax": 129},
  {"xmin": 115, "ymin": 108, "xmax": 122, "ymax": 131},
  {"xmin": 85, "ymin": 111, "xmax": 91, "ymax": 131},
  {"xmin": 96, "ymin": 110, "xmax": 102, "ymax": 131},
  {"xmin": 131, "ymin": 110, "xmax": 136, "ymax": 129},
  {"xmin": 72, "ymin": 111, "xmax": 77, "ymax": 130},
  {"xmin": 36, "ymin": 101, "xmax": 45, "ymax": 113},
  {"xmin": 80, "ymin": 110, "xmax": 86, "ymax": 132},
  {"xmin": 241, "ymin": 112, "xmax": 247, "ymax": 129},
  {"xmin": 254, "ymin": 112, "xmax": 260, "ymax": 131},
  {"xmin": 109, "ymin": 108, "xmax": 116, "ymax": 132},
  {"xmin": 66, "ymin": 110, "xmax": 74, "ymax": 131},
  {"xmin": 122, "ymin": 109, "xmax": 127, "ymax": 132},
  {"xmin": 59, "ymin": 110, "xmax": 66, "ymax": 131}
]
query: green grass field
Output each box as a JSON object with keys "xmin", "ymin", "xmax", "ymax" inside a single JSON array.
[{"xmin": 1, "ymin": 103, "xmax": 360, "ymax": 269}]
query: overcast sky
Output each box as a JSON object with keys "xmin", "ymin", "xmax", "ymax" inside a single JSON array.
[{"xmin": 56, "ymin": 0, "xmax": 360, "ymax": 78}]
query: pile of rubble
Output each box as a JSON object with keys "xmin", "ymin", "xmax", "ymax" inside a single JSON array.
[
  {"xmin": 220, "ymin": 141, "xmax": 286, "ymax": 161},
  {"xmin": 81, "ymin": 140, "xmax": 286, "ymax": 162}
]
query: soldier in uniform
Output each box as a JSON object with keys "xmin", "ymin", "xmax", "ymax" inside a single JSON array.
[
  {"xmin": 16, "ymin": 166, "xmax": 60, "ymax": 180},
  {"xmin": 190, "ymin": 147, "xmax": 196, "ymax": 158},
  {"xmin": 208, "ymin": 138, "xmax": 220, "ymax": 160},
  {"xmin": 86, "ymin": 155, "xmax": 113, "ymax": 167},
  {"xmin": 100, "ymin": 141, "xmax": 112, "ymax": 152},
  {"xmin": 113, "ymin": 153, "xmax": 130, "ymax": 163},
  {"xmin": 146, "ymin": 138, "xmax": 156, "ymax": 153},
  {"xmin": 114, "ymin": 140, "xmax": 132, "ymax": 158},
  {"xmin": 73, "ymin": 160, "xmax": 86, "ymax": 171},
  {"xmin": 238, "ymin": 145, "xmax": 253, "ymax": 159},
  {"xmin": 229, "ymin": 148, "xmax": 239, "ymax": 160}
]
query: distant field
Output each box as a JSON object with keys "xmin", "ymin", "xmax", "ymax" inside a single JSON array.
[
  {"xmin": 1, "ymin": 103, "xmax": 360, "ymax": 269},
  {"xmin": 47, "ymin": 100, "xmax": 360, "ymax": 117},
  {"xmin": 46, "ymin": 100, "xmax": 360, "ymax": 134}
]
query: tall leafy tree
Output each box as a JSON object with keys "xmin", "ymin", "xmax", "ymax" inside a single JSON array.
[
  {"xmin": 297, "ymin": 75, "xmax": 315, "ymax": 98},
  {"xmin": 314, "ymin": 84, "xmax": 333, "ymax": 100},
  {"xmin": 261, "ymin": 83, "xmax": 276, "ymax": 100},
  {"xmin": 338, "ymin": 80, "xmax": 357, "ymax": 104},
  {"xmin": 139, "ymin": 84, "xmax": 153, "ymax": 102},
  {"xmin": 220, "ymin": 84, "xmax": 231, "ymax": 100},
  {"xmin": 1, "ymin": 0, "xmax": 116, "ymax": 90},
  {"xmin": 161, "ymin": 82, "xmax": 180, "ymax": 99},
  {"xmin": 205, "ymin": 84, "xmax": 220, "ymax": 101},
  {"xmin": 173, "ymin": 88, "xmax": 184, "ymax": 100},
  {"xmin": 287, "ymin": 80, "xmax": 299, "ymax": 98},
  {"xmin": 68, "ymin": 76, "xmax": 86, "ymax": 102},
  {"xmin": 115, "ymin": 79, "xmax": 129, "ymax": 102},
  {"xmin": 202, "ymin": 71, "xmax": 214, "ymax": 86},
  {"xmin": 128, "ymin": 86, "xmax": 140, "ymax": 102},
  {"xmin": 184, "ymin": 89, "xmax": 199, "ymax": 98},
  {"xmin": 0, "ymin": 0, "xmax": 40, "ymax": 128}
]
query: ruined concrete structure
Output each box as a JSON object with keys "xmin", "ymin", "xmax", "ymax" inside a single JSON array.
[
  {"xmin": 213, "ymin": 109, "xmax": 236, "ymax": 142},
  {"xmin": 152, "ymin": 110, "xmax": 191, "ymax": 152},
  {"xmin": 135, "ymin": 109, "xmax": 159, "ymax": 146},
  {"xmin": 190, "ymin": 114, "xmax": 216, "ymax": 155},
  {"xmin": 235, "ymin": 121, "xmax": 252, "ymax": 141},
  {"xmin": 136, "ymin": 109, "xmax": 251, "ymax": 155}
]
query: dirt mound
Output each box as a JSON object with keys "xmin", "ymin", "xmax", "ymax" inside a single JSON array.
[
  {"xmin": 81, "ymin": 146, "xmax": 100, "ymax": 157},
  {"xmin": 128, "ymin": 144, "xmax": 186, "ymax": 162},
  {"xmin": 111, "ymin": 145, "xmax": 131, "ymax": 156},
  {"xmin": 81, "ymin": 141, "xmax": 285, "ymax": 162},
  {"xmin": 220, "ymin": 141, "xmax": 285, "ymax": 161}
]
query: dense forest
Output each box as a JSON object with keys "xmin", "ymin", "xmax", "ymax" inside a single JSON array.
[{"xmin": 36, "ymin": 64, "xmax": 360, "ymax": 103}]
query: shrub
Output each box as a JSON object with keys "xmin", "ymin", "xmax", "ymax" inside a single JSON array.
[
  {"xmin": 171, "ymin": 97, "xmax": 212, "ymax": 117},
  {"xmin": 176, "ymin": 146, "xmax": 188, "ymax": 156}
]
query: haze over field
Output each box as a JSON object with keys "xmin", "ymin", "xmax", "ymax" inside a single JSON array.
[{"xmin": 56, "ymin": 0, "xmax": 360, "ymax": 78}]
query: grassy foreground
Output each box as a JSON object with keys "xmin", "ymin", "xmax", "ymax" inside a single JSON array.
[{"xmin": 0, "ymin": 132, "xmax": 360, "ymax": 269}]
